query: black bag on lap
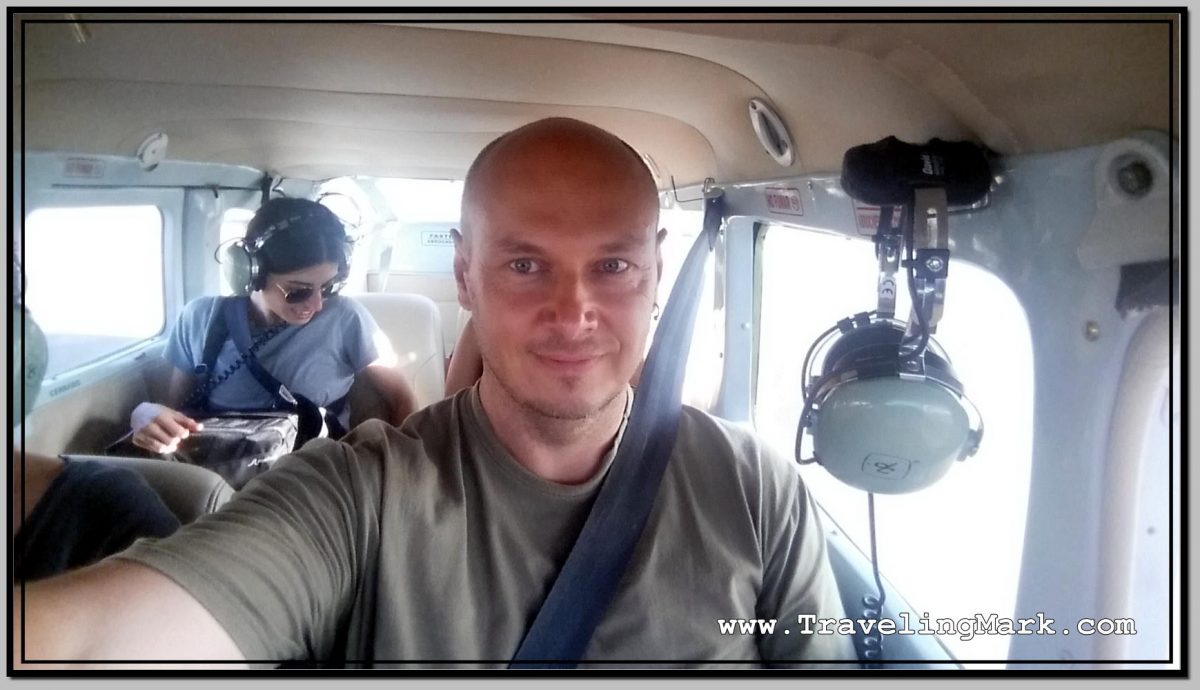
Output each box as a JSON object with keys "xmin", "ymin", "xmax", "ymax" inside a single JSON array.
[
  {"xmin": 107, "ymin": 411, "xmax": 298, "ymax": 491},
  {"xmin": 165, "ymin": 412, "xmax": 299, "ymax": 489}
]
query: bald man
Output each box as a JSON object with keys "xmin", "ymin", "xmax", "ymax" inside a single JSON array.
[{"xmin": 17, "ymin": 118, "xmax": 855, "ymax": 668}]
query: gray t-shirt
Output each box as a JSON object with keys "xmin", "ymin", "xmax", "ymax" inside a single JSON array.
[
  {"xmin": 165, "ymin": 295, "xmax": 385, "ymax": 426},
  {"xmin": 120, "ymin": 385, "xmax": 856, "ymax": 667}
]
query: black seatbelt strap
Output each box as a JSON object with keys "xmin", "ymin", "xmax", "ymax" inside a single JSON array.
[
  {"xmin": 510, "ymin": 195, "xmax": 724, "ymax": 668},
  {"xmin": 323, "ymin": 395, "xmax": 349, "ymax": 438}
]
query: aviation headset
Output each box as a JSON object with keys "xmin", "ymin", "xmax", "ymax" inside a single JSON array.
[
  {"xmin": 217, "ymin": 200, "xmax": 353, "ymax": 296},
  {"xmin": 796, "ymin": 136, "xmax": 990, "ymax": 494},
  {"xmin": 12, "ymin": 260, "xmax": 49, "ymax": 428},
  {"xmin": 796, "ymin": 311, "xmax": 983, "ymax": 494}
]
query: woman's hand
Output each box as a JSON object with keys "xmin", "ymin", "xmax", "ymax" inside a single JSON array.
[{"xmin": 130, "ymin": 402, "xmax": 204, "ymax": 454}]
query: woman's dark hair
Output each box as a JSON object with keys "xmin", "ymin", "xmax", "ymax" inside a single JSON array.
[{"xmin": 245, "ymin": 198, "xmax": 349, "ymax": 280}]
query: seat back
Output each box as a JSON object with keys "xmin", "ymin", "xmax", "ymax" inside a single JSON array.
[
  {"xmin": 61, "ymin": 454, "xmax": 235, "ymax": 525},
  {"xmin": 351, "ymin": 292, "xmax": 447, "ymax": 410}
]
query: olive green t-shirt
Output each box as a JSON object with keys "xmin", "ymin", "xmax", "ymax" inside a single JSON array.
[{"xmin": 120, "ymin": 386, "xmax": 856, "ymax": 667}]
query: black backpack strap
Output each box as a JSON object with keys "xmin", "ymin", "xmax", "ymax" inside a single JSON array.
[
  {"xmin": 508, "ymin": 195, "xmax": 724, "ymax": 668},
  {"xmin": 180, "ymin": 298, "xmax": 234, "ymax": 412},
  {"xmin": 199, "ymin": 298, "xmax": 232, "ymax": 382}
]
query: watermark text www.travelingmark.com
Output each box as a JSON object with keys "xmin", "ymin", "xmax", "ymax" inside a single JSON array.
[{"xmin": 716, "ymin": 612, "xmax": 1137, "ymax": 642}]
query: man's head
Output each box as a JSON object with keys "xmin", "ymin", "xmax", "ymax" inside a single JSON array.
[{"xmin": 454, "ymin": 118, "xmax": 664, "ymax": 422}]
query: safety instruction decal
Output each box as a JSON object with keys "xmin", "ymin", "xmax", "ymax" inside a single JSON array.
[
  {"xmin": 764, "ymin": 187, "xmax": 804, "ymax": 216},
  {"xmin": 853, "ymin": 201, "xmax": 902, "ymax": 236},
  {"xmin": 63, "ymin": 158, "xmax": 105, "ymax": 179},
  {"xmin": 421, "ymin": 230, "xmax": 455, "ymax": 247}
]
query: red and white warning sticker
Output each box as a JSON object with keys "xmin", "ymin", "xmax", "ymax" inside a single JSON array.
[
  {"xmin": 63, "ymin": 157, "xmax": 106, "ymax": 179},
  {"xmin": 852, "ymin": 200, "xmax": 901, "ymax": 236},
  {"xmin": 764, "ymin": 187, "xmax": 804, "ymax": 217}
]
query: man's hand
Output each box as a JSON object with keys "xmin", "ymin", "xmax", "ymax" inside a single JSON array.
[{"xmin": 130, "ymin": 402, "xmax": 204, "ymax": 454}]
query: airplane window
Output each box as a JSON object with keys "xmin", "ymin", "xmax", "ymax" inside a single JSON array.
[
  {"xmin": 1124, "ymin": 382, "xmax": 1172, "ymax": 662},
  {"xmin": 372, "ymin": 178, "xmax": 465, "ymax": 223},
  {"xmin": 219, "ymin": 207, "xmax": 255, "ymax": 246},
  {"xmin": 217, "ymin": 207, "xmax": 255, "ymax": 295},
  {"xmin": 754, "ymin": 226, "xmax": 1034, "ymax": 661},
  {"xmin": 24, "ymin": 205, "xmax": 166, "ymax": 379},
  {"xmin": 338, "ymin": 177, "xmax": 462, "ymax": 278}
]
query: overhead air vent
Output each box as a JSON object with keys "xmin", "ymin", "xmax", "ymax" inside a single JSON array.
[
  {"xmin": 749, "ymin": 98, "xmax": 795, "ymax": 167},
  {"xmin": 135, "ymin": 132, "xmax": 168, "ymax": 171}
]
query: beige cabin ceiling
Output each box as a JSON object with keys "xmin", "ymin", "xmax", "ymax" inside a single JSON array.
[{"xmin": 14, "ymin": 13, "xmax": 1176, "ymax": 186}]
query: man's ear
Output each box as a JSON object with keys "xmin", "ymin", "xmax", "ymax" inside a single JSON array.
[
  {"xmin": 452, "ymin": 228, "xmax": 474, "ymax": 310},
  {"xmin": 654, "ymin": 228, "xmax": 668, "ymax": 285}
]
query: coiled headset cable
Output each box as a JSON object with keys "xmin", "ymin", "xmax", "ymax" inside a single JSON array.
[{"xmin": 183, "ymin": 322, "xmax": 289, "ymax": 411}]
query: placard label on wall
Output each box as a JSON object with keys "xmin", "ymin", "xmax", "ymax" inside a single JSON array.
[
  {"xmin": 853, "ymin": 201, "xmax": 903, "ymax": 236},
  {"xmin": 764, "ymin": 187, "xmax": 804, "ymax": 216},
  {"xmin": 421, "ymin": 230, "xmax": 454, "ymax": 247},
  {"xmin": 63, "ymin": 158, "xmax": 105, "ymax": 179}
]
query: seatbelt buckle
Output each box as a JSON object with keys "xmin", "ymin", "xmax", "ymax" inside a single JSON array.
[{"xmin": 276, "ymin": 385, "xmax": 298, "ymax": 406}]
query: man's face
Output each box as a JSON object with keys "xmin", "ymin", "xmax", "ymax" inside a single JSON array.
[{"xmin": 456, "ymin": 156, "xmax": 662, "ymax": 421}]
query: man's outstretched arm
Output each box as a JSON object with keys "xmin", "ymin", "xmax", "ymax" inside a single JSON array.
[{"xmin": 15, "ymin": 558, "xmax": 246, "ymax": 668}]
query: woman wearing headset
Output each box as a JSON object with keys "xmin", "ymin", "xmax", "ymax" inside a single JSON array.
[{"xmin": 130, "ymin": 198, "xmax": 417, "ymax": 454}]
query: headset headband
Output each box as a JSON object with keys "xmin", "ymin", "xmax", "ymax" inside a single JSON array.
[
  {"xmin": 220, "ymin": 203, "xmax": 352, "ymax": 296},
  {"xmin": 246, "ymin": 209, "xmax": 345, "ymax": 254}
]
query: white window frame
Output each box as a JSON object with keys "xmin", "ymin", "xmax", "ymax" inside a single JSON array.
[{"xmin": 20, "ymin": 187, "xmax": 185, "ymax": 408}]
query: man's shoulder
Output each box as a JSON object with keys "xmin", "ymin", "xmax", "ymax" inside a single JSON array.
[
  {"xmin": 673, "ymin": 405, "xmax": 800, "ymax": 484},
  {"xmin": 332, "ymin": 395, "xmax": 463, "ymax": 466},
  {"xmin": 676, "ymin": 405, "xmax": 772, "ymax": 457},
  {"xmin": 266, "ymin": 419, "xmax": 401, "ymax": 493},
  {"xmin": 399, "ymin": 391, "xmax": 463, "ymax": 440}
]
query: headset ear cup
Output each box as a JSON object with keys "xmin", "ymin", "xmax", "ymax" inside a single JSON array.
[
  {"xmin": 799, "ymin": 313, "xmax": 981, "ymax": 493},
  {"xmin": 824, "ymin": 322, "xmax": 904, "ymax": 373},
  {"xmin": 219, "ymin": 241, "xmax": 254, "ymax": 295},
  {"xmin": 14, "ymin": 305, "xmax": 48, "ymax": 424},
  {"xmin": 249, "ymin": 253, "xmax": 265, "ymax": 292}
]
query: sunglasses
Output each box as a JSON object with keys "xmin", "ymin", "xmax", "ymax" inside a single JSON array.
[{"xmin": 274, "ymin": 279, "xmax": 339, "ymax": 304}]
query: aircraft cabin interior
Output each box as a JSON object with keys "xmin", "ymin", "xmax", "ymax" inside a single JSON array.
[{"xmin": 9, "ymin": 11, "xmax": 1182, "ymax": 673}]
